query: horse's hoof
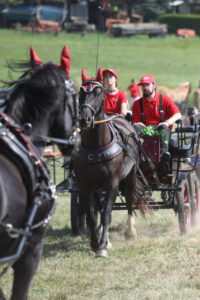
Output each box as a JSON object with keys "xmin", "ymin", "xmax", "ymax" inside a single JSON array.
[
  {"xmin": 95, "ymin": 249, "xmax": 108, "ymax": 257},
  {"xmin": 124, "ymin": 232, "xmax": 137, "ymax": 240}
]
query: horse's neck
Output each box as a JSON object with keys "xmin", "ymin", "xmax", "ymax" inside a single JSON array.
[
  {"xmin": 30, "ymin": 122, "xmax": 50, "ymax": 157},
  {"xmin": 81, "ymin": 123, "xmax": 112, "ymax": 149}
]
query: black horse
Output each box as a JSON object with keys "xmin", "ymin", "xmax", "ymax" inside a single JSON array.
[
  {"xmin": 73, "ymin": 68, "xmax": 148, "ymax": 257},
  {"xmin": 0, "ymin": 52, "xmax": 78, "ymax": 299}
]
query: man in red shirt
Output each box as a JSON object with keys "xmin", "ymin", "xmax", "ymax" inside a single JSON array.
[
  {"xmin": 132, "ymin": 74, "xmax": 182, "ymax": 160},
  {"xmin": 127, "ymin": 78, "xmax": 141, "ymax": 109},
  {"xmin": 103, "ymin": 69, "xmax": 128, "ymax": 116}
]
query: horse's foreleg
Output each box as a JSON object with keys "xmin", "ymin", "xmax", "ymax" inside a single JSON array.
[
  {"xmin": 11, "ymin": 229, "xmax": 45, "ymax": 300},
  {"xmin": 96, "ymin": 188, "xmax": 118, "ymax": 257},
  {"xmin": 80, "ymin": 193, "xmax": 99, "ymax": 251}
]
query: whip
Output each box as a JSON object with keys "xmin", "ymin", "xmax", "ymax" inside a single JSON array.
[{"xmin": 95, "ymin": 2, "xmax": 106, "ymax": 73}]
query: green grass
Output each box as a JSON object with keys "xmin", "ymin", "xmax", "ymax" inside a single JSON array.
[
  {"xmin": 3, "ymin": 193, "xmax": 200, "ymax": 300},
  {"xmin": 1, "ymin": 29, "xmax": 200, "ymax": 102},
  {"xmin": 1, "ymin": 29, "xmax": 200, "ymax": 299}
]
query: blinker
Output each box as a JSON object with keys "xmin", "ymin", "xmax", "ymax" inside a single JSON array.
[{"xmin": 81, "ymin": 82, "xmax": 100, "ymax": 93}]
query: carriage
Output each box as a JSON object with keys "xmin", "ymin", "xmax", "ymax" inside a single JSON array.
[
  {"xmin": 40, "ymin": 68, "xmax": 200, "ymax": 258},
  {"xmin": 66, "ymin": 110, "xmax": 200, "ymax": 236}
]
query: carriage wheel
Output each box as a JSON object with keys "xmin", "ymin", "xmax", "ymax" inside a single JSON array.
[
  {"xmin": 70, "ymin": 192, "xmax": 86, "ymax": 235},
  {"xmin": 190, "ymin": 174, "xmax": 199, "ymax": 227},
  {"xmin": 176, "ymin": 178, "xmax": 191, "ymax": 234}
]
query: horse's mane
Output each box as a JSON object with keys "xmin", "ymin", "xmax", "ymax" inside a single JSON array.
[
  {"xmin": 2, "ymin": 60, "xmax": 65, "ymax": 87},
  {"xmin": 3, "ymin": 61, "xmax": 66, "ymax": 124},
  {"xmin": 0, "ymin": 60, "xmax": 40, "ymax": 87}
]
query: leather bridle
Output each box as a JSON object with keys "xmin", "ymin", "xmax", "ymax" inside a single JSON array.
[{"xmin": 79, "ymin": 80, "xmax": 104, "ymax": 124}]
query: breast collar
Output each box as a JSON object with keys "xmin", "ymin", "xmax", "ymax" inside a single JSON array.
[{"xmin": 80, "ymin": 122, "xmax": 122, "ymax": 163}]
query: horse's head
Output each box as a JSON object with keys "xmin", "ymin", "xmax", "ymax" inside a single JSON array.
[
  {"xmin": 79, "ymin": 68, "xmax": 104, "ymax": 129},
  {"xmin": 4, "ymin": 46, "xmax": 79, "ymax": 157}
]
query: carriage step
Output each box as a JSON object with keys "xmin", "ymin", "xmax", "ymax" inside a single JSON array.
[
  {"xmin": 148, "ymin": 185, "xmax": 181, "ymax": 191},
  {"xmin": 112, "ymin": 202, "xmax": 173, "ymax": 210}
]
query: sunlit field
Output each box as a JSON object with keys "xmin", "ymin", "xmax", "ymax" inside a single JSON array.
[
  {"xmin": 1, "ymin": 29, "xmax": 200, "ymax": 299},
  {"xmin": 1, "ymin": 29, "xmax": 200, "ymax": 100}
]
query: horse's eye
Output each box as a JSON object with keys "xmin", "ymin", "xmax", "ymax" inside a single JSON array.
[
  {"xmin": 79, "ymin": 90, "xmax": 84, "ymax": 98},
  {"xmin": 95, "ymin": 87, "xmax": 102, "ymax": 96}
]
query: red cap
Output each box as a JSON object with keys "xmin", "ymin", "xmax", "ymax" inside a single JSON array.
[
  {"xmin": 138, "ymin": 75, "xmax": 156, "ymax": 85},
  {"xmin": 103, "ymin": 69, "xmax": 118, "ymax": 79}
]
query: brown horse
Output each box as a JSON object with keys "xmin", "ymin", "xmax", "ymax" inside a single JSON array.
[
  {"xmin": 157, "ymin": 82, "xmax": 191, "ymax": 113},
  {"xmin": 73, "ymin": 68, "xmax": 148, "ymax": 257}
]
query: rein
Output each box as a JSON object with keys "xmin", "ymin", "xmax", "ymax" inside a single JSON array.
[
  {"xmin": 94, "ymin": 115, "xmax": 121, "ymax": 125},
  {"xmin": 34, "ymin": 130, "xmax": 79, "ymax": 146}
]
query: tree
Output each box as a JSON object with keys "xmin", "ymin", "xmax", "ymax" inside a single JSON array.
[
  {"xmin": 101, "ymin": 0, "xmax": 171, "ymax": 22},
  {"xmin": 132, "ymin": 0, "xmax": 171, "ymax": 22}
]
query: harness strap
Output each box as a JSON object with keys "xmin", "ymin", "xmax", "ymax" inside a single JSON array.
[
  {"xmin": 80, "ymin": 121, "xmax": 122, "ymax": 163},
  {"xmin": 139, "ymin": 97, "xmax": 145, "ymax": 124},
  {"xmin": 159, "ymin": 94, "xmax": 164, "ymax": 122},
  {"xmin": 139, "ymin": 95, "xmax": 164, "ymax": 124}
]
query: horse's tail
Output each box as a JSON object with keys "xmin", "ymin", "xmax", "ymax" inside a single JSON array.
[{"xmin": 133, "ymin": 176, "xmax": 152, "ymax": 216}]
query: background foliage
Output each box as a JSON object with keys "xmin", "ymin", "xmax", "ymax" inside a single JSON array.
[{"xmin": 157, "ymin": 14, "xmax": 200, "ymax": 35}]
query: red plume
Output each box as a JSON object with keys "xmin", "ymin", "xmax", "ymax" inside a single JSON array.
[
  {"xmin": 96, "ymin": 67, "xmax": 103, "ymax": 84},
  {"xmin": 60, "ymin": 45, "xmax": 70, "ymax": 79},
  {"xmin": 82, "ymin": 68, "xmax": 90, "ymax": 83},
  {"xmin": 29, "ymin": 46, "xmax": 42, "ymax": 64}
]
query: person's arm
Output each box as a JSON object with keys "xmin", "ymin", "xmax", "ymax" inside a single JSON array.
[
  {"xmin": 159, "ymin": 95, "xmax": 182, "ymax": 127},
  {"xmin": 165, "ymin": 112, "xmax": 182, "ymax": 126},
  {"xmin": 119, "ymin": 90, "xmax": 128, "ymax": 115},
  {"xmin": 159, "ymin": 112, "xmax": 182, "ymax": 127},
  {"xmin": 121, "ymin": 102, "xmax": 128, "ymax": 115}
]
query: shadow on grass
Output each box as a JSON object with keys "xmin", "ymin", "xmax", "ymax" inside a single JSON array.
[{"xmin": 43, "ymin": 226, "xmax": 90, "ymax": 258}]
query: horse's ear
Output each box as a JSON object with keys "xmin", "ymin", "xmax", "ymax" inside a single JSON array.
[
  {"xmin": 60, "ymin": 45, "xmax": 70, "ymax": 79},
  {"xmin": 29, "ymin": 46, "xmax": 42, "ymax": 64},
  {"xmin": 96, "ymin": 67, "xmax": 103, "ymax": 84},
  {"xmin": 82, "ymin": 68, "xmax": 90, "ymax": 83}
]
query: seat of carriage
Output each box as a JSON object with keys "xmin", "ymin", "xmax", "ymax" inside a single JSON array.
[
  {"xmin": 169, "ymin": 117, "xmax": 200, "ymax": 158},
  {"xmin": 169, "ymin": 137, "xmax": 193, "ymax": 158}
]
